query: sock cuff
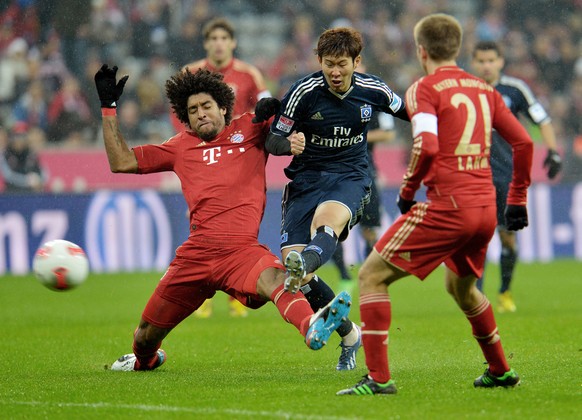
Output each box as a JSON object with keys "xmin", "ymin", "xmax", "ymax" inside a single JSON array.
[
  {"xmin": 313, "ymin": 225, "xmax": 338, "ymax": 241},
  {"xmin": 464, "ymin": 295, "xmax": 490, "ymax": 318},
  {"xmin": 360, "ymin": 293, "xmax": 391, "ymax": 305}
]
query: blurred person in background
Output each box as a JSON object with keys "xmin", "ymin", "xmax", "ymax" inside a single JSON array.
[
  {"xmin": 171, "ymin": 17, "xmax": 271, "ymax": 133},
  {"xmin": 0, "ymin": 122, "xmax": 47, "ymax": 193},
  {"xmin": 0, "ymin": 37, "xmax": 32, "ymax": 122},
  {"xmin": 12, "ymin": 79, "xmax": 49, "ymax": 131},
  {"xmin": 471, "ymin": 40, "xmax": 562, "ymax": 313},
  {"xmin": 47, "ymin": 75, "xmax": 94, "ymax": 147},
  {"xmin": 94, "ymin": 64, "xmax": 351, "ymax": 372},
  {"xmin": 173, "ymin": 17, "xmax": 272, "ymax": 318}
]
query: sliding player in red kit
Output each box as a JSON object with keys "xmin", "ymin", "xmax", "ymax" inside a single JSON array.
[
  {"xmin": 338, "ymin": 13, "xmax": 533, "ymax": 395},
  {"xmin": 94, "ymin": 65, "xmax": 352, "ymax": 372}
]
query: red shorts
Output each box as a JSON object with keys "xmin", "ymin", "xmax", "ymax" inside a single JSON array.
[
  {"xmin": 375, "ymin": 203, "xmax": 496, "ymax": 280},
  {"xmin": 142, "ymin": 237, "xmax": 284, "ymax": 328}
]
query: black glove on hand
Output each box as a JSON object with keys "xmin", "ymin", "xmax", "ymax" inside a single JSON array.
[
  {"xmin": 252, "ymin": 97, "xmax": 281, "ymax": 123},
  {"xmin": 543, "ymin": 149, "xmax": 562, "ymax": 179},
  {"xmin": 505, "ymin": 205, "xmax": 528, "ymax": 231},
  {"xmin": 397, "ymin": 196, "xmax": 417, "ymax": 215},
  {"xmin": 94, "ymin": 64, "xmax": 128, "ymax": 108}
]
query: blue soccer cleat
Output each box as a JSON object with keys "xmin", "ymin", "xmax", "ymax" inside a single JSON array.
[{"xmin": 305, "ymin": 291, "xmax": 352, "ymax": 350}]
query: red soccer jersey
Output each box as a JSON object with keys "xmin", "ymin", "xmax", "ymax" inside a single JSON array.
[
  {"xmin": 171, "ymin": 58, "xmax": 269, "ymax": 132},
  {"xmin": 403, "ymin": 66, "xmax": 533, "ymax": 208},
  {"xmin": 134, "ymin": 114, "xmax": 270, "ymax": 240}
]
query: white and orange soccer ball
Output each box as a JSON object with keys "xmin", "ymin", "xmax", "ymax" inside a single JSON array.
[{"xmin": 32, "ymin": 239, "xmax": 89, "ymax": 291}]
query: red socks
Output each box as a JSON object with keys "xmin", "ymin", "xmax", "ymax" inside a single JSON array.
[
  {"xmin": 132, "ymin": 338, "xmax": 162, "ymax": 370},
  {"xmin": 464, "ymin": 296, "xmax": 510, "ymax": 376},
  {"xmin": 360, "ymin": 292, "xmax": 392, "ymax": 383},
  {"xmin": 270, "ymin": 284, "xmax": 313, "ymax": 337}
]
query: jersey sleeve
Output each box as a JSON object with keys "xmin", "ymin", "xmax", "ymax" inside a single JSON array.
[
  {"xmin": 513, "ymin": 79, "xmax": 551, "ymax": 125},
  {"xmin": 270, "ymin": 82, "xmax": 304, "ymax": 137},
  {"xmin": 399, "ymin": 81, "xmax": 439, "ymax": 200},
  {"xmin": 369, "ymin": 74, "xmax": 408, "ymax": 122},
  {"xmin": 133, "ymin": 135, "xmax": 179, "ymax": 174},
  {"xmin": 492, "ymin": 92, "xmax": 533, "ymax": 205}
]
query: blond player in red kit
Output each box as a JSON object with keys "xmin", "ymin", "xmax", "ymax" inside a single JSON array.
[{"xmin": 338, "ymin": 13, "xmax": 533, "ymax": 395}]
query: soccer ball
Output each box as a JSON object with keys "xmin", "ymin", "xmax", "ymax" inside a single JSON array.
[{"xmin": 32, "ymin": 239, "xmax": 89, "ymax": 291}]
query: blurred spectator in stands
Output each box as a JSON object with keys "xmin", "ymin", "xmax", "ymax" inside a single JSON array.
[
  {"xmin": 117, "ymin": 98, "xmax": 147, "ymax": 144},
  {"xmin": 167, "ymin": 19, "xmax": 205, "ymax": 70},
  {"xmin": 12, "ymin": 79, "xmax": 49, "ymax": 131},
  {"xmin": 47, "ymin": 76, "xmax": 94, "ymax": 146},
  {"xmin": 475, "ymin": 9, "xmax": 507, "ymax": 41},
  {"xmin": 531, "ymin": 25, "xmax": 577, "ymax": 93},
  {"xmin": 35, "ymin": 31, "xmax": 69, "ymax": 95},
  {"xmin": 0, "ymin": 0, "xmax": 41, "ymax": 47},
  {"xmin": 0, "ymin": 122, "xmax": 47, "ymax": 193},
  {"xmin": 0, "ymin": 37, "xmax": 32, "ymax": 122},
  {"xmin": 135, "ymin": 67, "xmax": 167, "ymax": 120},
  {"xmin": 51, "ymin": 0, "xmax": 91, "ymax": 78},
  {"xmin": 130, "ymin": 0, "xmax": 171, "ymax": 60},
  {"xmin": 89, "ymin": 0, "xmax": 129, "ymax": 65}
]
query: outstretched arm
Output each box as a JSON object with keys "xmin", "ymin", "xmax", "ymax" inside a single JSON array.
[{"xmin": 95, "ymin": 64, "xmax": 138, "ymax": 173}]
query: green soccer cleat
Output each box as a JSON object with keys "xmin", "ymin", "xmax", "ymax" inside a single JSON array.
[
  {"xmin": 474, "ymin": 368, "xmax": 521, "ymax": 388},
  {"xmin": 337, "ymin": 375, "xmax": 397, "ymax": 396}
]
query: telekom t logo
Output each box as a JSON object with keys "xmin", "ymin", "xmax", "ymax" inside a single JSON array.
[{"xmin": 203, "ymin": 147, "xmax": 222, "ymax": 165}]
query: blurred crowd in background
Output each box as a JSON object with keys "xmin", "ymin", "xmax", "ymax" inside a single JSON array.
[{"xmin": 1, "ymin": 0, "xmax": 581, "ymax": 186}]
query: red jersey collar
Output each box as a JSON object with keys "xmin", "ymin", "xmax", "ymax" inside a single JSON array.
[{"xmin": 204, "ymin": 58, "xmax": 234, "ymax": 73}]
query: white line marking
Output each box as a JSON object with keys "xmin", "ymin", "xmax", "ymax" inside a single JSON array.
[{"xmin": 0, "ymin": 400, "xmax": 359, "ymax": 420}]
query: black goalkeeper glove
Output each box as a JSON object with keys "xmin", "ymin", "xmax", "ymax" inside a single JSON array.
[
  {"xmin": 504, "ymin": 205, "xmax": 528, "ymax": 231},
  {"xmin": 543, "ymin": 149, "xmax": 562, "ymax": 179},
  {"xmin": 94, "ymin": 64, "xmax": 128, "ymax": 108},
  {"xmin": 397, "ymin": 196, "xmax": 416, "ymax": 215},
  {"xmin": 252, "ymin": 97, "xmax": 281, "ymax": 123}
]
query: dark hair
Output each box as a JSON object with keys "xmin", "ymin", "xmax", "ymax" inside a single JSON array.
[
  {"xmin": 166, "ymin": 68, "xmax": 235, "ymax": 127},
  {"xmin": 315, "ymin": 27, "xmax": 363, "ymax": 61},
  {"xmin": 414, "ymin": 13, "xmax": 462, "ymax": 61},
  {"xmin": 203, "ymin": 17, "xmax": 235, "ymax": 40},
  {"xmin": 472, "ymin": 40, "xmax": 503, "ymax": 57}
]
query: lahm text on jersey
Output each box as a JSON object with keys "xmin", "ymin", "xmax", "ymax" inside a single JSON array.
[
  {"xmin": 457, "ymin": 155, "xmax": 489, "ymax": 171},
  {"xmin": 311, "ymin": 127, "xmax": 364, "ymax": 148}
]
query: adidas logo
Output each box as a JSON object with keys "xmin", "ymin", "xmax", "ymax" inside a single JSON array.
[
  {"xmin": 398, "ymin": 252, "xmax": 411, "ymax": 262},
  {"xmin": 310, "ymin": 112, "xmax": 324, "ymax": 120}
]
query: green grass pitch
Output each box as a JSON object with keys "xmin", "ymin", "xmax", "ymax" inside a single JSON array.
[{"xmin": 1, "ymin": 260, "xmax": 580, "ymax": 419}]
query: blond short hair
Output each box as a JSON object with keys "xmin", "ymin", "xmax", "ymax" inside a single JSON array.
[{"xmin": 414, "ymin": 13, "xmax": 462, "ymax": 61}]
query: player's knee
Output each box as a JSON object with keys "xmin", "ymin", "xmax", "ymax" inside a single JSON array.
[{"xmin": 257, "ymin": 267, "xmax": 285, "ymax": 298}]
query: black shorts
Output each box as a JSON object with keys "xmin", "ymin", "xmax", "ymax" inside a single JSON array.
[{"xmin": 280, "ymin": 170, "xmax": 371, "ymax": 249}]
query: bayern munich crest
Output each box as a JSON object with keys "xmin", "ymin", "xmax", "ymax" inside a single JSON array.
[{"xmin": 230, "ymin": 132, "xmax": 244, "ymax": 143}]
